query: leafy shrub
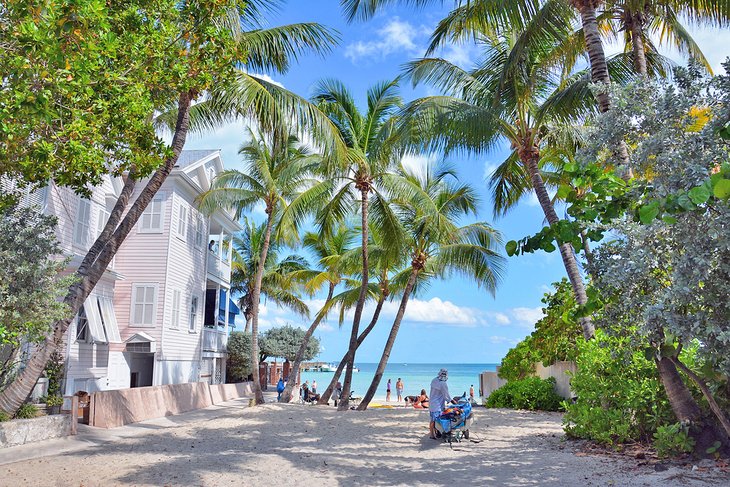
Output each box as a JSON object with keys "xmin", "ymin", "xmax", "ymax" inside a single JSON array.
[
  {"xmin": 15, "ymin": 403, "xmax": 39, "ymax": 419},
  {"xmin": 0, "ymin": 411, "xmax": 10, "ymax": 422},
  {"xmin": 563, "ymin": 331, "xmax": 674, "ymax": 445},
  {"xmin": 654, "ymin": 423, "xmax": 695, "ymax": 458},
  {"xmin": 486, "ymin": 377, "xmax": 563, "ymax": 411},
  {"xmin": 45, "ymin": 394, "xmax": 63, "ymax": 407},
  {"xmin": 498, "ymin": 339, "xmax": 537, "ymax": 381},
  {"xmin": 44, "ymin": 351, "xmax": 65, "ymax": 396}
]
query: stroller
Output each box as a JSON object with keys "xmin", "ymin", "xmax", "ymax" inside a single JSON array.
[{"xmin": 434, "ymin": 393, "xmax": 474, "ymax": 445}]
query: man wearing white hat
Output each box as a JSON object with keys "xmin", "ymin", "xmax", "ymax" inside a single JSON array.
[{"xmin": 429, "ymin": 368, "xmax": 451, "ymax": 439}]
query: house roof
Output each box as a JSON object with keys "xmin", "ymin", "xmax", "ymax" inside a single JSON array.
[{"xmin": 176, "ymin": 150, "xmax": 220, "ymax": 169}]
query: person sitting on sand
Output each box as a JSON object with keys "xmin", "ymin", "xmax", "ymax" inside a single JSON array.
[{"xmin": 413, "ymin": 389, "xmax": 429, "ymax": 409}]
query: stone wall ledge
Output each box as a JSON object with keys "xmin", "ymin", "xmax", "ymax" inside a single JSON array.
[{"xmin": 0, "ymin": 415, "xmax": 72, "ymax": 449}]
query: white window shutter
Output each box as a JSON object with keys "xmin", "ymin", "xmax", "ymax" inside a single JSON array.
[
  {"xmin": 84, "ymin": 295, "xmax": 107, "ymax": 343},
  {"xmin": 98, "ymin": 297, "xmax": 122, "ymax": 343}
]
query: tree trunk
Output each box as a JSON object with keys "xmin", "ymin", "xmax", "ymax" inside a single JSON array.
[
  {"xmin": 576, "ymin": 3, "xmax": 611, "ymax": 112},
  {"xmin": 318, "ymin": 293, "xmax": 386, "ymax": 405},
  {"xmin": 338, "ymin": 187, "xmax": 370, "ymax": 411},
  {"xmin": 671, "ymin": 356, "xmax": 730, "ymax": 441},
  {"xmin": 250, "ymin": 212, "xmax": 274, "ymax": 405},
  {"xmin": 656, "ymin": 356, "xmax": 702, "ymax": 423},
  {"xmin": 580, "ymin": 230, "xmax": 595, "ymax": 272},
  {"xmin": 0, "ymin": 91, "xmax": 194, "ymax": 415},
  {"xmin": 357, "ymin": 269, "xmax": 419, "ymax": 410},
  {"xmin": 244, "ymin": 311, "xmax": 252, "ymax": 333},
  {"xmin": 523, "ymin": 153, "xmax": 594, "ymax": 340},
  {"xmin": 280, "ymin": 283, "xmax": 335, "ymax": 403},
  {"xmin": 629, "ymin": 15, "xmax": 648, "ymax": 76}
]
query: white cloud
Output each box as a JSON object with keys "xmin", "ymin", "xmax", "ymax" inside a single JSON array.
[
  {"xmin": 488, "ymin": 335, "xmax": 519, "ymax": 345},
  {"xmin": 345, "ymin": 17, "xmax": 426, "ymax": 62},
  {"xmin": 249, "ymin": 73, "xmax": 285, "ymax": 89},
  {"xmin": 511, "ymin": 307, "xmax": 544, "ymax": 329},
  {"xmin": 493, "ymin": 312, "xmax": 511, "ymax": 325},
  {"xmin": 439, "ymin": 42, "xmax": 479, "ymax": 68}
]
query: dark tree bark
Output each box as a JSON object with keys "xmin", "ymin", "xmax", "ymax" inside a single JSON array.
[
  {"xmin": 279, "ymin": 283, "xmax": 335, "ymax": 403},
  {"xmin": 338, "ymin": 186, "xmax": 370, "ymax": 411},
  {"xmin": 249, "ymin": 209, "xmax": 274, "ymax": 405},
  {"xmin": 357, "ymin": 269, "xmax": 418, "ymax": 410},
  {"xmin": 318, "ymin": 293, "xmax": 386, "ymax": 405}
]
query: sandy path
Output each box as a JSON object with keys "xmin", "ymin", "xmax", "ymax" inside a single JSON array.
[{"xmin": 2, "ymin": 402, "xmax": 727, "ymax": 486}]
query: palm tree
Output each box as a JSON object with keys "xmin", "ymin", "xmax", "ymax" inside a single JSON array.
[
  {"xmin": 358, "ymin": 161, "xmax": 505, "ymax": 410},
  {"xmin": 279, "ymin": 224, "xmax": 358, "ymax": 403},
  {"xmin": 198, "ymin": 129, "xmax": 321, "ymax": 405},
  {"xmin": 292, "ymin": 79, "xmax": 407, "ymax": 410},
  {"xmin": 230, "ymin": 218, "xmax": 310, "ymax": 333},
  {"xmin": 0, "ymin": 1, "xmax": 341, "ymax": 415},
  {"xmin": 401, "ymin": 22, "xmax": 599, "ymax": 339}
]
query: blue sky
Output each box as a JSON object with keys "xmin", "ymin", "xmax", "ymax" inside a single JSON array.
[{"xmin": 186, "ymin": 1, "xmax": 730, "ymax": 364}]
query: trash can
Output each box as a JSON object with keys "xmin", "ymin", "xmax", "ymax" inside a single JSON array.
[{"xmin": 75, "ymin": 391, "xmax": 90, "ymax": 424}]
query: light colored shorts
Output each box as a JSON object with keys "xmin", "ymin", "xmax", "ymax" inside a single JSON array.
[{"xmin": 430, "ymin": 410, "xmax": 441, "ymax": 422}]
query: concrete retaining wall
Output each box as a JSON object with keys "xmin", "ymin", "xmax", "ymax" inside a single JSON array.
[
  {"xmin": 89, "ymin": 381, "xmax": 253, "ymax": 428},
  {"xmin": 480, "ymin": 361, "xmax": 577, "ymax": 402},
  {"xmin": 0, "ymin": 414, "xmax": 72, "ymax": 449}
]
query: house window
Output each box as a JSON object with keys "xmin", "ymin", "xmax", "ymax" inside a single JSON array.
[
  {"xmin": 73, "ymin": 198, "xmax": 92, "ymax": 246},
  {"xmin": 96, "ymin": 207, "xmax": 110, "ymax": 238},
  {"xmin": 189, "ymin": 295, "xmax": 199, "ymax": 332},
  {"xmin": 170, "ymin": 289, "xmax": 181, "ymax": 329},
  {"xmin": 76, "ymin": 307, "xmax": 89, "ymax": 342},
  {"xmin": 132, "ymin": 284, "xmax": 157, "ymax": 326},
  {"xmin": 97, "ymin": 296, "xmax": 122, "ymax": 343},
  {"xmin": 139, "ymin": 196, "xmax": 163, "ymax": 233},
  {"xmin": 176, "ymin": 204, "xmax": 188, "ymax": 239},
  {"xmin": 194, "ymin": 216, "xmax": 205, "ymax": 249},
  {"xmin": 83, "ymin": 295, "xmax": 107, "ymax": 343}
]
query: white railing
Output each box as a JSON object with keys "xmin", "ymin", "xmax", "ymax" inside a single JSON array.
[
  {"xmin": 203, "ymin": 328, "xmax": 228, "ymax": 352},
  {"xmin": 207, "ymin": 252, "xmax": 231, "ymax": 283}
]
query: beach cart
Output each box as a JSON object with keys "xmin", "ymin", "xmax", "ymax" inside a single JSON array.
[{"xmin": 434, "ymin": 394, "xmax": 474, "ymax": 445}]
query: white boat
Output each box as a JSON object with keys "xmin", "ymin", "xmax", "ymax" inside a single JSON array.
[{"xmin": 319, "ymin": 363, "xmax": 337, "ymax": 372}]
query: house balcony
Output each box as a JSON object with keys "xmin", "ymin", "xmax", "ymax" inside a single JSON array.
[
  {"xmin": 207, "ymin": 251, "xmax": 231, "ymax": 284},
  {"xmin": 202, "ymin": 327, "xmax": 228, "ymax": 353}
]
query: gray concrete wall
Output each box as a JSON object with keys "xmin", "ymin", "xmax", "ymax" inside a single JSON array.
[
  {"xmin": 480, "ymin": 372, "xmax": 507, "ymax": 401},
  {"xmin": 0, "ymin": 415, "xmax": 72, "ymax": 449}
]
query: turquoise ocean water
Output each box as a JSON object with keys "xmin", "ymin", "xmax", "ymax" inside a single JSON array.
[{"xmin": 300, "ymin": 362, "xmax": 498, "ymax": 402}]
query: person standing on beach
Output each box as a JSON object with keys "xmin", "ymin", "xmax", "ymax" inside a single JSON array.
[
  {"xmin": 312, "ymin": 380, "xmax": 317, "ymax": 394},
  {"xmin": 396, "ymin": 378, "xmax": 404, "ymax": 402},
  {"xmin": 469, "ymin": 385, "xmax": 475, "ymax": 404},
  {"xmin": 429, "ymin": 369, "xmax": 451, "ymax": 440},
  {"xmin": 386, "ymin": 379, "xmax": 392, "ymax": 402}
]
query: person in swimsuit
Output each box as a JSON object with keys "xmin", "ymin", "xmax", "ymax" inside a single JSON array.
[
  {"xmin": 386, "ymin": 379, "xmax": 392, "ymax": 402},
  {"xmin": 396, "ymin": 378, "xmax": 404, "ymax": 402},
  {"xmin": 413, "ymin": 389, "xmax": 429, "ymax": 409}
]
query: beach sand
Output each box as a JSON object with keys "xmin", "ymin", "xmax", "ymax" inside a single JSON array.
[{"xmin": 2, "ymin": 400, "xmax": 727, "ymax": 486}]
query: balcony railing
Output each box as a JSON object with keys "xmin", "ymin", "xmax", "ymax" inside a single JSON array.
[
  {"xmin": 207, "ymin": 252, "xmax": 231, "ymax": 283},
  {"xmin": 203, "ymin": 328, "xmax": 228, "ymax": 352}
]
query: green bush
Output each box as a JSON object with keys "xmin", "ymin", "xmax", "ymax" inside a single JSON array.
[
  {"xmin": 486, "ymin": 377, "xmax": 563, "ymax": 411},
  {"xmin": 45, "ymin": 394, "xmax": 63, "ymax": 407},
  {"xmin": 15, "ymin": 403, "xmax": 39, "ymax": 419},
  {"xmin": 0, "ymin": 411, "xmax": 10, "ymax": 422},
  {"xmin": 563, "ymin": 330, "xmax": 674, "ymax": 445},
  {"xmin": 654, "ymin": 423, "xmax": 695, "ymax": 458}
]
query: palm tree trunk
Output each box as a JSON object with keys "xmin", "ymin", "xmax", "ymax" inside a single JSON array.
[
  {"xmin": 656, "ymin": 356, "xmax": 702, "ymax": 423},
  {"xmin": 575, "ymin": 3, "xmax": 611, "ymax": 112},
  {"xmin": 250, "ymin": 212, "xmax": 274, "ymax": 405},
  {"xmin": 318, "ymin": 293, "xmax": 386, "ymax": 405},
  {"xmin": 524, "ymin": 153, "xmax": 594, "ymax": 340},
  {"xmin": 357, "ymin": 269, "xmax": 418, "ymax": 410},
  {"xmin": 671, "ymin": 356, "xmax": 730, "ymax": 440},
  {"xmin": 244, "ymin": 312, "xmax": 252, "ymax": 333},
  {"xmin": 338, "ymin": 188, "xmax": 370, "ymax": 411},
  {"xmin": 280, "ymin": 283, "xmax": 336, "ymax": 403},
  {"xmin": 0, "ymin": 91, "xmax": 194, "ymax": 415},
  {"xmin": 629, "ymin": 15, "xmax": 648, "ymax": 76}
]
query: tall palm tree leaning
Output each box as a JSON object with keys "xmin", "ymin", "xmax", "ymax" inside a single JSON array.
[
  {"xmin": 293, "ymin": 79, "xmax": 406, "ymax": 410},
  {"xmin": 230, "ymin": 218, "xmax": 310, "ymax": 333},
  {"xmin": 400, "ymin": 20, "xmax": 599, "ymax": 339},
  {"xmin": 0, "ymin": 1, "xmax": 341, "ymax": 414},
  {"xmin": 198, "ymin": 129, "xmax": 322, "ymax": 405},
  {"xmin": 358, "ymin": 161, "xmax": 505, "ymax": 410},
  {"xmin": 278, "ymin": 225, "xmax": 357, "ymax": 403}
]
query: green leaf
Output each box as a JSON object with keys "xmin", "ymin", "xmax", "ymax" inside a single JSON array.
[
  {"xmin": 556, "ymin": 184, "xmax": 572, "ymax": 200},
  {"xmin": 505, "ymin": 240, "xmax": 518, "ymax": 256},
  {"xmin": 688, "ymin": 185, "xmax": 711, "ymax": 205},
  {"xmin": 712, "ymin": 178, "xmax": 730, "ymax": 200},
  {"xmin": 662, "ymin": 216, "xmax": 677, "ymax": 224},
  {"xmin": 639, "ymin": 203, "xmax": 660, "ymax": 225},
  {"xmin": 677, "ymin": 193, "xmax": 696, "ymax": 211}
]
